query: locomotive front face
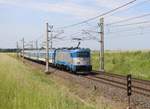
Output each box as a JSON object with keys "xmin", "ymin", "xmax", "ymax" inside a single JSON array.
[
  {"xmin": 72, "ymin": 51, "xmax": 90, "ymax": 65},
  {"xmin": 71, "ymin": 49, "xmax": 92, "ymax": 72}
]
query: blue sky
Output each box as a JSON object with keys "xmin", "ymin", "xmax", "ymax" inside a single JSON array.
[{"xmin": 0, "ymin": 0, "xmax": 150, "ymax": 50}]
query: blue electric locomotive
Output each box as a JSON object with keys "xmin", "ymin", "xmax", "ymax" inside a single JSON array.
[{"xmin": 54, "ymin": 48, "xmax": 92, "ymax": 73}]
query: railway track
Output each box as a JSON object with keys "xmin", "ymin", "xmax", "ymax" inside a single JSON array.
[
  {"xmin": 93, "ymin": 70, "xmax": 150, "ymax": 85},
  {"xmin": 84, "ymin": 71, "xmax": 150, "ymax": 97}
]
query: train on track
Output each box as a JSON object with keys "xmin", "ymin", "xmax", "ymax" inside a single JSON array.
[{"xmin": 21, "ymin": 48, "xmax": 92, "ymax": 73}]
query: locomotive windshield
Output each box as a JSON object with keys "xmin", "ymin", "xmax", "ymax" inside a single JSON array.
[{"xmin": 76, "ymin": 52, "xmax": 90, "ymax": 57}]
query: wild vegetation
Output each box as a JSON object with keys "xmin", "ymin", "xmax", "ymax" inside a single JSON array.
[
  {"xmin": 92, "ymin": 51, "xmax": 150, "ymax": 80},
  {"xmin": 0, "ymin": 53, "xmax": 95, "ymax": 109},
  {"xmin": 0, "ymin": 51, "xmax": 149, "ymax": 109}
]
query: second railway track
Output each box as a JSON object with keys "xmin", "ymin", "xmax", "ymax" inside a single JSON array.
[
  {"xmin": 94, "ymin": 70, "xmax": 150, "ymax": 85},
  {"xmin": 84, "ymin": 71, "xmax": 150, "ymax": 97}
]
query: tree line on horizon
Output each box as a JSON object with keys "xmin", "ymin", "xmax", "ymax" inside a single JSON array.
[{"xmin": 0, "ymin": 48, "xmax": 18, "ymax": 52}]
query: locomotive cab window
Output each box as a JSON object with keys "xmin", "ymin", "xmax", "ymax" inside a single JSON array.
[
  {"xmin": 77, "ymin": 52, "xmax": 90, "ymax": 57},
  {"xmin": 71, "ymin": 51, "xmax": 90, "ymax": 58}
]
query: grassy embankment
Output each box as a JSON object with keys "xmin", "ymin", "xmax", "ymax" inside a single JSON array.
[
  {"xmin": 0, "ymin": 53, "xmax": 95, "ymax": 109},
  {"xmin": 92, "ymin": 51, "xmax": 150, "ymax": 80}
]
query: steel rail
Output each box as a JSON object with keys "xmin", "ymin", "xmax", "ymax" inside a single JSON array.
[
  {"xmin": 93, "ymin": 70, "xmax": 150, "ymax": 85},
  {"xmin": 84, "ymin": 75, "xmax": 150, "ymax": 97}
]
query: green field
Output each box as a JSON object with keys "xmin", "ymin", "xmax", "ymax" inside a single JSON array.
[
  {"xmin": 0, "ymin": 53, "xmax": 95, "ymax": 109},
  {"xmin": 1, "ymin": 51, "xmax": 149, "ymax": 109},
  {"xmin": 92, "ymin": 51, "xmax": 150, "ymax": 80}
]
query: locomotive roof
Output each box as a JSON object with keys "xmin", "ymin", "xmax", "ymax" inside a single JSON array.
[
  {"xmin": 23, "ymin": 48, "xmax": 90, "ymax": 53},
  {"xmin": 56, "ymin": 48, "xmax": 90, "ymax": 50}
]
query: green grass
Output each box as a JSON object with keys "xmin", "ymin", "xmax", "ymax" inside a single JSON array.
[
  {"xmin": 2, "ymin": 51, "xmax": 148, "ymax": 109},
  {"xmin": 0, "ymin": 53, "xmax": 95, "ymax": 109},
  {"xmin": 92, "ymin": 51, "xmax": 150, "ymax": 80}
]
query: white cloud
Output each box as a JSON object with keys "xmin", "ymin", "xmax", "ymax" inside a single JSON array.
[
  {"xmin": 0, "ymin": 0, "xmax": 146, "ymax": 25},
  {"xmin": 0, "ymin": 0, "xmax": 137, "ymax": 20},
  {"xmin": 0, "ymin": 0, "xmax": 101, "ymax": 18}
]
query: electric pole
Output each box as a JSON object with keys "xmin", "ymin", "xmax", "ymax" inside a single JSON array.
[
  {"xmin": 22, "ymin": 38, "xmax": 25, "ymax": 60},
  {"xmin": 35, "ymin": 40, "xmax": 38, "ymax": 59},
  {"xmin": 16, "ymin": 41, "xmax": 19, "ymax": 57},
  {"xmin": 32, "ymin": 41, "xmax": 34, "ymax": 50},
  {"xmin": 49, "ymin": 25, "xmax": 53, "ymax": 49},
  {"xmin": 45, "ymin": 23, "xmax": 49, "ymax": 73},
  {"xmin": 30, "ymin": 41, "xmax": 34, "ymax": 50},
  {"xmin": 99, "ymin": 17, "xmax": 104, "ymax": 72},
  {"xmin": 36, "ymin": 40, "xmax": 38, "ymax": 50},
  {"xmin": 45, "ymin": 23, "xmax": 53, "ymax": 73}
]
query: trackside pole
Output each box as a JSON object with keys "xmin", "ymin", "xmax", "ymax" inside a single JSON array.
[
  {"xmin": 50, "ymin": 25, "xmax": 53, "ymax": 50},
  {"xmin": 36, "ymin": 40, "xmax": 38, "ymax": 50},
  {"xmin": 35, "ymin": 40, "xmax": 39, "ymax": 60},
  {"xmin": 16, "ymin": 41, "xmax": 19, "ymax": 58},
  {"xmin": 99, "ymin": 17, "xmax": 104, "ymax": 72},
  {"xmin": 22, "ymin": 38, "xmax": 25, "ymax": 62},
  {"xmin": 45, "ymin": 23, "xmax": 49, "ymax": 73}
]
